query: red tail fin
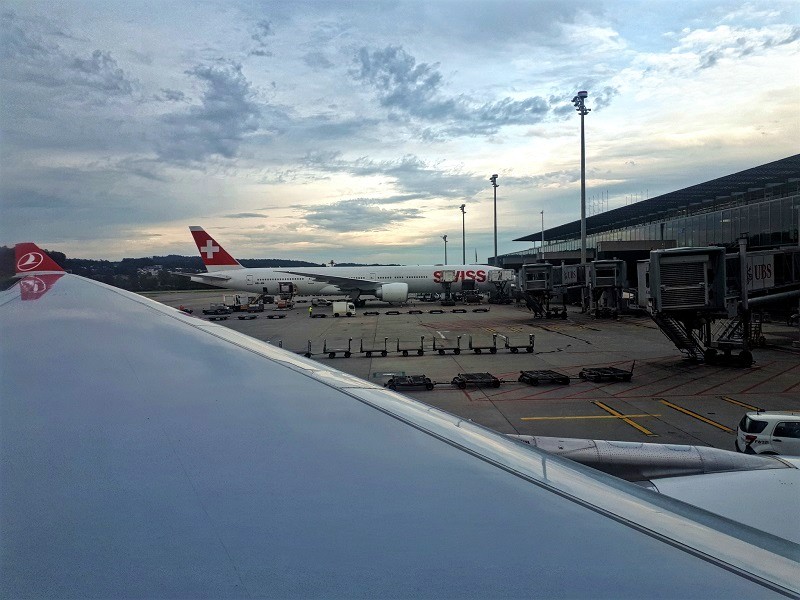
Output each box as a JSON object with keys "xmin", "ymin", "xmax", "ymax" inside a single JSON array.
[
  {"xmin": 189, "ymin": 227, "xmax": 243, "ymax": 271},
  {"xmin": 15, "ymin": 243, "xmax": 66, "ymax": 275}
]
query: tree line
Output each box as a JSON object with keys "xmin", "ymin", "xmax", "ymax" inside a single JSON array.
[{"xmin": 0, "ymin": 246, "xmax": 320, "ymax": 292}]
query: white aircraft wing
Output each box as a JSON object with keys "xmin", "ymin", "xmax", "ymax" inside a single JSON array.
[
  {"xmin": 1, "ymin": 273, "xmax": 798, "ymax": 598},
  {"xmin": 279, "ymin": 269, "xmax": 383, "ymax": 290},
  {"xmin": 172, "ymin": 270, "xmax": 232, "ymax": 283}
]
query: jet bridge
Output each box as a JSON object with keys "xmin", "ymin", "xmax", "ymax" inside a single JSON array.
[
  {"xmin": 589, "ymin": 259, "xmax": 627, "ymax": 318},
  {"xmin": 518, "ymin": 263, "xmax": 567, "ymax": 319},
  {"xmin": 552, "ymin": 264, "xmax": 589, "ymax": 311},
  {"xmin": 649, "ymin": 245, "xmax": 800, "ymax": 366},
  {"xmin": 488, "ymin": 268, "xmax": 516, "ymax": 304},
  {"xmin": 648, "ymin": 247, "xmax": 743, "ymax": 364}
]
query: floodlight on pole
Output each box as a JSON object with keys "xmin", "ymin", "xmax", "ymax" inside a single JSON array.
[
  {"xmin": 459, "ymin": 204, "xmax": 466, "ymax": 264},
  {"xmin": 489, "ymin": 174, "xmax": 499, "ymax": 265},
  {"xmin": 540, "ymin": 210, "xmax": 545, "ymax": 261},
  {"xmin": 572, "ymin": 90, "xmax": 591, "ymax": 265},
  {"xmin": 442, "ymin": 234, "xmax": 448, "ymax": 264}
]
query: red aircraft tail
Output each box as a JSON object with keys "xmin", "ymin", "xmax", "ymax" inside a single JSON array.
[
  {"xmin": 189, "ymin": 227, "xmax": 243, "ymax": 272},
  {"xmin": 15, "ymin": 242, "xmax": 66, "ymax": 275}
]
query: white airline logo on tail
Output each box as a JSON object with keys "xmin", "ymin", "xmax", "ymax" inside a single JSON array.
[{"xmin": 17, "ymin": 252, "xmax": 44, "ymax": 272}]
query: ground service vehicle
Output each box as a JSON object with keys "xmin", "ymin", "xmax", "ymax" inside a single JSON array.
[
  {"xmin": 736, "ymin": 411, "xmax": 800, "ymax": 456},
  {"xmin": 332, "ymin": 301, "xmax": 356, "ymax": 317}
]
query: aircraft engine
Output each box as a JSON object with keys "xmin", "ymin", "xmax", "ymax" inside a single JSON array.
[{"xmin": 375, "ymin": 282, "xmax": 409, "ymax": 302}]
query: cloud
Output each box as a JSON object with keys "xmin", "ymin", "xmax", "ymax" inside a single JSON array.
[
  {"xmin": 303, "ymin": 198, "xmax": 423, "ymax": 232},
  {"xmin": 351, "ymin": 45, "xmax": 552, "ymax": 136},
  {"xmin": 303, "ymin": 51, "xmax": 334, "ymax": 70},
  {"xmin": 0, "ymin": 10, "xmax": 136, "ymax": 98},
  {"xmin": 299, "ymin": 152, "xmax": 485, "ymax": 201},
  {"xmin": 250, "ymin": 20, "xmax": 273, "ymax": 57},
  {"xmin": 224, "ymin": 212, "xmax": 268, "ymax": 219},
  {"xmin": 674, "ymin": 24, "xmax": 800, "ymax": 70},
  {"xmin": 156, "ymin": 62, "xmax": 263, "ymax": 162},
  {"xmin": 154, "ymin": 88, "xmax": 186, "ymax": 102}
]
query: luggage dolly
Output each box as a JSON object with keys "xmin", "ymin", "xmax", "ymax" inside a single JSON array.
[
  {"xmin": 323, "ymin": 337, "xmax": 353, "ymax": 359},
  {"xmin": 237, "ymin": 314, "xmax": 258, "ymax": 320},
  {"xmin": 578, "ymin": 362, "xmax": 634, "ymax": 383},
  {"xmin": 397, "ymin": 336, "xmax": 425, "ymax": 357},
  {"xmin": 360, "ymin": 337, "xmax": 389, "ymax": 358},
  {"xmin": 433, "ymin": 335, "xmax": 462, "ymax": 355},
  {"xmin": 208, "ymin": 315, "xmax": 229, "ymax": 321},
  {"xmin": 451, "ymin": 372, "xmax": 501, "ymax": 389},
  {"xmin": 468, "ymin": 334, "xmax": 498, "ymax": 354},
  {"xmin": 498, "ymin": 333, "xmax": 535, "ymax": 353},
  {"xmin": 518, "ymin": 370, "xmax": 570, "ymax": 386},
  {"xmin": 385, "ymin": 375, "xmax": 434, "ymax": 391}
]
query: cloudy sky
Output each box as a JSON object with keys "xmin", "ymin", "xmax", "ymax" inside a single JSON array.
[{"xmin": 1, "ymin": 1, "xmax": 798, "ymax": 264}]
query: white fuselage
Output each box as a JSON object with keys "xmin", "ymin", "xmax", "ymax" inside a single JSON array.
[{"xmin": 191, "ymin": 264, "xmax": 499, "ymax": 296}]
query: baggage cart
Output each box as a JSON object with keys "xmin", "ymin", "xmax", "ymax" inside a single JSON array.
[
  {"xmin": 518, "ymin": 370, "xmax": 570, "ymax": 386},
  {"xmin": 323, "ymin": 337, "xmax": 353, "ymax": 358},
  {"xmin": 578, "ymin": 362, "xmax": 634, "ymax": 382},
  {"xmin": 468, "ymin": 334, "xmax": 498, "ymax": 354},
  {"xmin": 498, "ymin": 333, "xmax": 535, "ymax": 353},
  {"xmin": 433, "ymin": 335, "xmax": 462, "ymax": 355},
  {"xmin": 360, "ymin": 337, "xmax": 389, "ymax": 358},
  {"xmin": 385, "ymin": 375, "xmax": 434, "ymax": 391},
  {"xmin": 451, "ymin": 372, "xmax": 501, "ymax": 389},
  {"xmin": 397, "ymin": 336, "xmax": 425, "ymax": 357}
]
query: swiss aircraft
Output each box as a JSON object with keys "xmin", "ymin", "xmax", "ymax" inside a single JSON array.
[
  {"xmin": 184, "ymin": 226, "xmax": 501, "ymax": 304},
  {"xmin": 1, "ymin": 243, "xmax": 798, "ymax": 598}
]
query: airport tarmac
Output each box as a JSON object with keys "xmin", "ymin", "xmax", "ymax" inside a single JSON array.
[{"xmin": 148, "ymin": 290, "xmax": 800, "ymax": 451}]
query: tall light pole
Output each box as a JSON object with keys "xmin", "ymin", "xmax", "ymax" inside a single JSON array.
[
  {"xmin": 459, "ymin": 204, "xmax": 466, "ymax": 264},
  {"xmin": 489, "ymin": 174, "xmax": 499, "ymax": 265},
  {"xmin": 572, "ymin": 91, "xmax": 590, "ymax": 264},
  {"xmin": 540, "ymin": 210, "xmax": 545, "ymax": 261},
  {"xmin": 442, "ymin": 234, "xmax": 448, "ymax": 264}
]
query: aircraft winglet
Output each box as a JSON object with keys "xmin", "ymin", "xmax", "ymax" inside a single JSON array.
[
  {"xmin": 15, "ymin": 243, "xmax": 66, "ymax": 276},
  {"xmin": 189, "ymin": 226, "xmax": 243, "ymax": 271}
]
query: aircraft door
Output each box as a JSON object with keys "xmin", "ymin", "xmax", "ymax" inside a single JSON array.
[
  {"xmin": 246, "ymin": 274, "xmax": 254, "ymax": 286},
  {"xmin": 772, "ymin": 422, "xmax": 800, "ymax": 455}
]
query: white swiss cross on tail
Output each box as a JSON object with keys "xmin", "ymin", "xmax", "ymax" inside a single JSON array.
[
  {"xmin": 188, "ymin": 226, "xmax": 243, "ymax": 272},
  {"xmin": 200, "ymin": 240, "xmax": 219, "ymax": 259}
]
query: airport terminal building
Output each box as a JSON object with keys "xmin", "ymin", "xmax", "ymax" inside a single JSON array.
[{"xmin": 498, "ymin": 154, "xmax": 800, "ymax": 269}]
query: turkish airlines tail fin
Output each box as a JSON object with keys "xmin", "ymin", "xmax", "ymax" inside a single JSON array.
[
  {"xmin": 189, "ymin": 226, "xmax": 243, "ymax": 272},
  {"xmin": 15, "ymin": 243, "xmax": 66, "ymax": 276}
]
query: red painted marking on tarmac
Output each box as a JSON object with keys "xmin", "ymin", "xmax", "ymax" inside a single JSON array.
[
  {"xmin": 490, "ymin": 389, "xmax": 566, "ymax": 402},
  {"xmin": 633, "ymin": 376, "xmax": 705, "ymax": 397},
  {"xmin": 783, "ymin": 368, "xmax": 800, "ymax": 393},
  {"xmin": 611, "ymin": 367, "xmax": 688, "ymax": 396},
  {"xmin": 735, "ymin": 361, "xmax": 794, "ymax": 394},
  {"xmin": 694, "ymin": 365, "xmax": 763, "ymax": 395}
]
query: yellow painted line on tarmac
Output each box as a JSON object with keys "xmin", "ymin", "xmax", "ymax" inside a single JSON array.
[
  {"xmin": 594, "ymin": 401, "xmax": 657, "ymax": 436},
  {"xmin": 659, "ymin": 400, "xmax": 734, "ymax": 433},
  {"xmin": 721, "ymin": 396, "xmax": 760, "ymax": 411},
  {"xmin": 521, "ymin": 414, "xmax": 658, "ymax": 421}
]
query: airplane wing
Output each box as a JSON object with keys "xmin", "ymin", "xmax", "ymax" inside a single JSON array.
[
  {"xmin": 279, "ymin": 269, "xmax": 383, "ymax": 291},
  {"xmin": 173, "ymin": 270, "xmax": 232, "ymax": 283},
  {"xmin": 1, "ymin": 264, "xmax": 798, "ymax": 597}
]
